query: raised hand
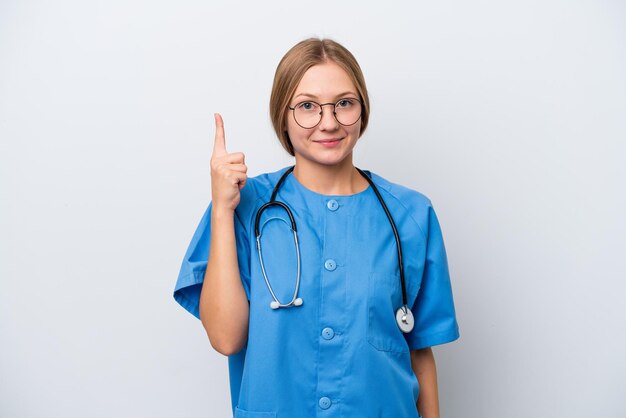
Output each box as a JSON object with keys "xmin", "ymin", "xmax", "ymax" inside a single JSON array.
[{"xmin": 210, "ymin": 113, "xmax": 248, "ymax": 212}]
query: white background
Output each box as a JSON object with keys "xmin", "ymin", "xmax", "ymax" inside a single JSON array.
[{"xmin": 1, "ymin": 1, "xmax": 625, "ymax": 417}]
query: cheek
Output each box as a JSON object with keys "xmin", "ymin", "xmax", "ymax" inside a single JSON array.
[
  {"xmin": 285, "ymin": 115, "xmax": 298, "ymax": 137},
  {"xmin": 286, "ymin": 120, "xmax": 310, "ymax": 143},
  {"xmin": 348, "ymin": 123, "xmax": 362, "ymax": 140}
]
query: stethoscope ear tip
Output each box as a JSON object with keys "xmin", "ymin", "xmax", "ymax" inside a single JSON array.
[
  {"xmin": 270, "ymin": 301, "xmax": 280, "ymax": 309},
  {"xmin": 294, "ymin": 298, "xmax": 303, "ymax": 306}
]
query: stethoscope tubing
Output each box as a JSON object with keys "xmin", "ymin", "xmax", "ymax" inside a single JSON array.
[
  {"xmin": 253, "ymin": 165, "xmax": 411, "ymax": 330},
  {"xmin": 354, "ymin": 167, "xmax": 408, "ymax": 308},
  {"xmin": 256, "ymin": 228, "xmax": 302, "ymax": 308}
]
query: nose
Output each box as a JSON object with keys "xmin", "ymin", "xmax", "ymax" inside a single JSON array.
[{"xmin": 318, "ymin": 104, "xmax": 339, "ymax": 130}]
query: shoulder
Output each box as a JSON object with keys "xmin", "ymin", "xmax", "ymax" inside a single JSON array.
[
  {"xmin": 238, "ymin": 165, "xmax": 292, "ymax": 207},
  {"xmin": 234, "ymin": 166, "xmax": 293, "ymax": 225},
  {"xmin": 365, "ymin": 170, "xmax": 434, "ymax": 239},
  {"xmin": 367, "ymin": 170, "xmax": 432, "ymax": 208}
]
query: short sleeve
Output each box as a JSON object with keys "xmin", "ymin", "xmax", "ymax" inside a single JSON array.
[
  {"xmin": 404, "ymin": 205, "xmax": 460, "ymax": 350},
  {"xmin": 173, "ymin": 202, "xmax": 252, "ymax": 320}
]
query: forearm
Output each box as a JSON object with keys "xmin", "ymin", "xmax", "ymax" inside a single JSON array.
[
  {"xmin": 411, "ymin": 347, "xmax": 440, "ymax": 418},
  {"xmin": 199, "ymin": 206, "xmax": 250, "ymax": 356}
]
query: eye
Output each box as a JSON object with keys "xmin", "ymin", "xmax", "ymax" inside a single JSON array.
[
  {"xmin": 297, "ymin": 101, "xmax": 316, "ymax": 111},
  {"xmin": 336, "ymin": 98, "xmax": 355, "ymax": 108}
]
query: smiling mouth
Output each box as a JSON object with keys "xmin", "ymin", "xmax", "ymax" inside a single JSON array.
[{"xmin": 315, "ymin": 138, "xmax": 342, "ymax": 143}]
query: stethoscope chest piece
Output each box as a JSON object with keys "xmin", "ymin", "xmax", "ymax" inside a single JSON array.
[{"xmin": 396, "ymin": 305, "xmax": 415, "ymax": 333}]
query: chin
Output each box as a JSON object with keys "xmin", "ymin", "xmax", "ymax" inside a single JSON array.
[{"xmin": 306, "ymin": 153, "xmax": 352, "ymax": 168}]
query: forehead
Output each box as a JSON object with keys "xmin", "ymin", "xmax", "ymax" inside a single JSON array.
[{"xmin": 293, "ymin": 61, "xmax": 357, "ymax": 100}]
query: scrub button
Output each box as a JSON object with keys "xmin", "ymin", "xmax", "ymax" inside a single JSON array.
[
  {"xmin": 322, "ymin": 327, "xmax": 335, "ymax": 340},
  {"xmin": 324, "ymin": 259, "xmax": 337, "ymax": 271},
  {"xmin": 319, "ymin": 397, "xmax": 332, "ymax": 409},
  {"xmin": 327, "ymin": 199, "xmax": 339, "ymax": 211}
]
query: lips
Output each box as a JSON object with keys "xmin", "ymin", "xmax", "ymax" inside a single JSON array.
[
  {"xmin": 314, "ymin": 138, "xmax": 343, "ymax": 148},
  {"xmin": 315, "ymin": 138, "xmax": 342, "ymax": 143}
]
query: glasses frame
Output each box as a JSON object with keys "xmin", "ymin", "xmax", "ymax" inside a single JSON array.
[{"xmin": 287, "ymin": 98, "xmax": 363, "ymax": 129}]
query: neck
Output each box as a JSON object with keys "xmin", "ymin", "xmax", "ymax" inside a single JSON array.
[{"xmin": 292, "ymin": 154, "xmax": 368, "ymax": 195}]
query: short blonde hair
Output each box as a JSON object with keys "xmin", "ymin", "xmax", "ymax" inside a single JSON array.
[{"xmin": 269, "ymin": 38, "xmax": 370, "ymax": 156}]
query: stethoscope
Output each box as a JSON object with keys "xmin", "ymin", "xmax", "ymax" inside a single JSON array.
[{"xmin": 254, "ymin": 166, "xmax": 415, "ymax": 333}]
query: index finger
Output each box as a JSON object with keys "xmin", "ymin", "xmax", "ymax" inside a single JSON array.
[{"xmin": 212, "ymin": 113, "xmax": 227, "ymax": 156}]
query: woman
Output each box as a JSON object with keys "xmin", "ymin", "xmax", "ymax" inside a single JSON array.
[{"xmin": 174, "ymin": 38, "xmax": 459, "ymax": 418}]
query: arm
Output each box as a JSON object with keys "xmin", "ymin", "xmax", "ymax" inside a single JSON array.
[
  {"xmin": 411, "ymin": 347, "xmax": 440, "ymax": 418},
  {"xmin": 199, "ymin": 207, "xmax": 250, "ymax": 356},
  {"xmin": 199, "ymin": 113, "xmax": 250, "ymax": 356}
]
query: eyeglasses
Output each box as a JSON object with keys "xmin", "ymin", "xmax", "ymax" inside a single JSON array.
[{"xmin": 288, "ymin": 98, "xmax": 363, "ymax": 129}]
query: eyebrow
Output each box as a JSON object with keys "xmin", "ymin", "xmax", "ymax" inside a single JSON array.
[{"xmin": 293, "ymin": 91, "xmax": 358, "ymax": 101}]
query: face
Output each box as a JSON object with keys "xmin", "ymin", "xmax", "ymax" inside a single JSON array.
[{"xmin": 286, "ymin": 61, "xmax": 362, "ymax": 168}]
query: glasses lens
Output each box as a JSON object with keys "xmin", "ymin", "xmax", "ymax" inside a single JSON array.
[
  {"xmin": 334, "ymin": 98, "xmax": 362, "ymax": 126},
  {"xmin": 293, "ymin": 101, "xmax": 322, "ymax": 129},
  {"xmin": 292, "ymin": 98, "xmax": 362, "ymax": 128}
]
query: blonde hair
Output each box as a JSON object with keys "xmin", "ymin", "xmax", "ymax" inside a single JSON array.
[{"xmin": 269, "ymin": 38, "xmax": 370, "ymax": 156}]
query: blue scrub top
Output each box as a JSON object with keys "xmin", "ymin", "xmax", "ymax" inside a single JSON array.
[{"xmin": 174, "ymin": 166, "xmax": 459, "ymax": 418}]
